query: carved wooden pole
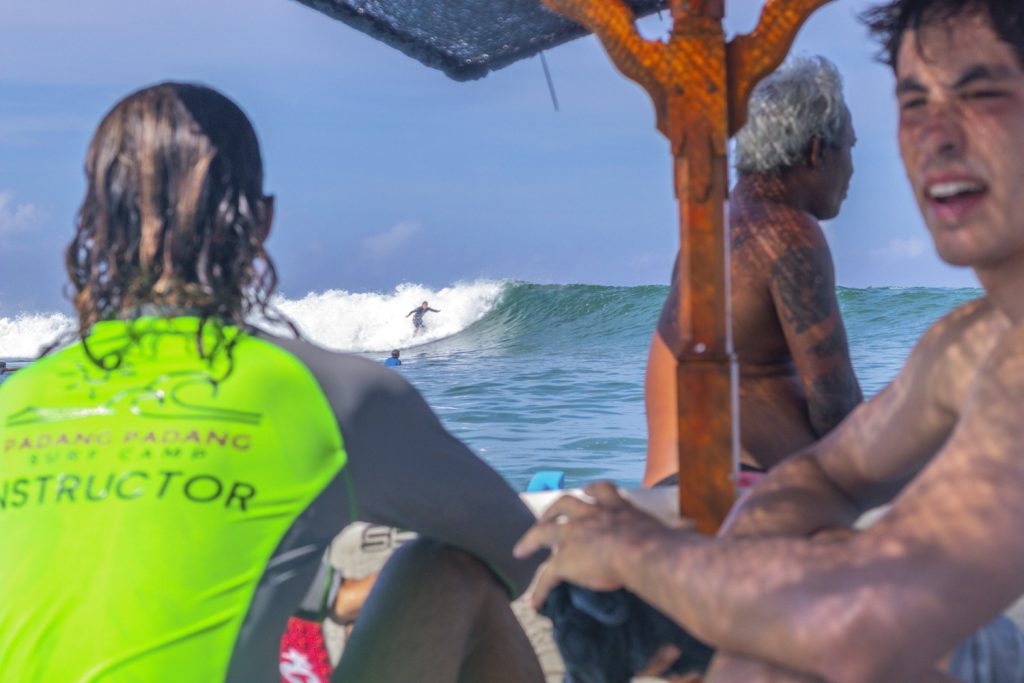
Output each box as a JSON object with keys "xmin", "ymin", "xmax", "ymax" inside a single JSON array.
[{"xmin": 541, "ymin": 0, "xmax": 832, "ymax": 533}]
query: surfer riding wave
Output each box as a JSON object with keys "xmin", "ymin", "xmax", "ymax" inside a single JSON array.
[{"xmin": 405, "ymin": 301, "xmax": 439, "ymax": 335}]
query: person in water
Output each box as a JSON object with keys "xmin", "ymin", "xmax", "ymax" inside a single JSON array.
[
  {"xmin": 517, "ymin": 0, "xmax": 1024, "ymax": 680},
  {"xmin": 0, "ymin": 83, "xmax": 544, "ymax": 683},
  {"xmin": 644, "ymin": 55, "xmax": 862, "ymax": 486},
  {"xmin": 406, "ymin": 300, "xmax": 440, "ymax": 335},
  {"xmin": 384, "ymin": 349, "xmax": 401, "ymax": 366}
]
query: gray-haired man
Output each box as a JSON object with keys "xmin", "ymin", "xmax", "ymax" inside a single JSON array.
[{"xmin": 645, "ymin": 55, "xmax": 863, "ymax": 486}]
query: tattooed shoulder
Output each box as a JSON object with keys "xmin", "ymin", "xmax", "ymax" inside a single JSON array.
[{"xmin": 771, "ymin": 244, "xmax": 835, "ymax": 335}]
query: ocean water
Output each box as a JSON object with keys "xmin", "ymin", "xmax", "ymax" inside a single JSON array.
[{"xmin": 0, "ymin": 282, "xmax": 982, "ymax": 488}]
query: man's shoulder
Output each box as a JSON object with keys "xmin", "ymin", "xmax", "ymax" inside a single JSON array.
[
  {"xmin": 942, "ymin": 320, "xmax": 1024, "ymax": 469},
  {"xmin": 915, "ymin": 296, "xmax": 1003, "ymax": 358},
  {"xmin": 905, "ymin": 296, "xmax": 1007, "ymax": 411},
  {"xmin": 731, "ymin": 203, "xmax": 825, "ymax": 260},
  {"xmin": 971, "ymin": 318, "xmax": 1024, "ymax": 397},
  {"xmin": 732, "ymin": 199, "xmax": 821, "ymax": 236}
]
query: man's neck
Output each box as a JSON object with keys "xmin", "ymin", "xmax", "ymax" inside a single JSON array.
[
  {"xmin": 977, "ymin": 260, "xmax": 1024, "ymax": 325},
  {"xmin": 734, "ymin": 172, "xmax": 815, "ymax": 216}
]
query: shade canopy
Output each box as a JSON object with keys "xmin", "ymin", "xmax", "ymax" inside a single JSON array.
[{"xmin": 294, "ymin": 0, "xmax": 669, "ymax": 80}]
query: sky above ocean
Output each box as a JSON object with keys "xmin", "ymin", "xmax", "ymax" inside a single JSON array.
[{"xmin": 0, "ymin": 0, "xmax": 980, "ymax": 317}]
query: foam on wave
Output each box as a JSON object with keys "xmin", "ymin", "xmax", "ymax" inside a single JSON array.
[
  {"xmin": 0, "ymin": 312, "xmax": 75, "ymax": 359},
  {"xmin": 272, "ymin": 280, "xmax": 508, "ymax": 352}
]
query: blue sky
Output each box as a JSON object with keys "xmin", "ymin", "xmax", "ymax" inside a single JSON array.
[{"xmin": 0, "ymin": 0, "xmax": 978, "ymax": 316}]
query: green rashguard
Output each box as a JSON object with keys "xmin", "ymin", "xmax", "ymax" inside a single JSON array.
[{"xmin": 0, "ymin": 317, "xmax": 538, "ymax": 682}]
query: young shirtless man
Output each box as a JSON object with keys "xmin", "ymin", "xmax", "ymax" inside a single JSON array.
[
  {"xmin": 518, "ymin": 1, "xmax": 1024, "ymax": 680},
  {"xmin": 645, "ymin": 55, "xmax": 861, "ymax": 485}
]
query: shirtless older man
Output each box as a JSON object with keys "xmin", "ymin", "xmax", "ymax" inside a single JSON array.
[
  {"xmin": 519, "ymin": 0, "xmax": 1024, "ymax": 681},
  {"xmin": 645, "ymin": 55, "xmax": 861, "ymax": 486}
]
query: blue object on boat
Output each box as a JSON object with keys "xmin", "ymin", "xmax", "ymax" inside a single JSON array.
[{"xmin": 526, "ymin": 470, "xmax": 565, "ymax": 492}]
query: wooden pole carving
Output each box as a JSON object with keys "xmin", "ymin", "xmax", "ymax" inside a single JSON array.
[{"xmin": 541, "ymin": 0, "xmax": 833, "ymax": 533}]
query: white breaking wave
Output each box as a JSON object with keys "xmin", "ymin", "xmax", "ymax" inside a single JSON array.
[
  {"xmin": 274, "ymin": 280, "xmax": 507, "ymax": 352},
  {"xmin": 0, "ymin": 281, "xmax": 508, "ymax": 359},
  {"xmin": 0, "ymin": 312, "xmax": 75, "ymax": 358}
]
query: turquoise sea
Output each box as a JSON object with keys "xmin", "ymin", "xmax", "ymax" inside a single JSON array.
[{"xmin": 0, "ymin": 282, "xmax": 983, "ymax": 488}]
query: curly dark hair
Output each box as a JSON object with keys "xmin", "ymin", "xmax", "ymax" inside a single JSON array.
[
  {"xmin": 63, "ymin": 82, "xmax": 296, "ymax": 368},
  {"xmin": 862, "ymin": 0, "xmax": 1024, "ymax": 70}
]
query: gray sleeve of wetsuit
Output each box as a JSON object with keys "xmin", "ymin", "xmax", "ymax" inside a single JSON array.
[{"xmin": 264, "ymin": 334, "xmax": 542, "ymax": 598}]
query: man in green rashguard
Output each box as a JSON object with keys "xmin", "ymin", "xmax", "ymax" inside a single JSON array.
[{"xmin": 0, "ymin": 83, "xmax": 544, "ymax": 682}]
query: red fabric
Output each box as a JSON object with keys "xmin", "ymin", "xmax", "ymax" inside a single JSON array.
[
  {"xmin": 280, "ymin": 617, "xmax": 333, "ymax": 683},
  {"xmin": 737, "ymin": 470, "xmax": 764, "ymax": 489}
]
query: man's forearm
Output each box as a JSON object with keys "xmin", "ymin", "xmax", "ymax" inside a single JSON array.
[
  {"xmin": 707, "ymin": 652, "xmax": 824, "ymax": 682},
  {"xmin": 617, "ymin": 531, "xmax": 853, "ymax": 677},
  {"xmin": 615, "ymin": 528, "xmax": 962, "ymax": 682},
  {"xmin": 721, "ymin": 451, "xmax": 860, "ymax": 539},
  {"xmin": 706, "ymin": 652, "xmax": 961, "ymax": 683},
  {"xmin": 808, "ymin": 367, "xmax": 862, "ymax": 439}
]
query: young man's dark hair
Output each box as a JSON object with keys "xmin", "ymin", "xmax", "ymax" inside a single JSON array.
[{"xmin": 862, "ymin": 0, "xmax": 1024, "ymax": 69}]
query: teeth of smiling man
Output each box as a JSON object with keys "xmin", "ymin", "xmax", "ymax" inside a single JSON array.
[{"xmin": 927, "ymin": 181, "xmax": 985, "ymax": 199}]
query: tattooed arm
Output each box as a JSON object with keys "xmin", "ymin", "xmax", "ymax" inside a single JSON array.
[{"xmin": 769, "ymin": 218, "xmax": 862, "ymax": 438}]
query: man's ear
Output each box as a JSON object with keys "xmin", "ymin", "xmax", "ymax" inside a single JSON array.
[
  {"xmin": 258, "ymin": 195, "xmax": 275, "ymax": 242},
  {"xmin": 807, "ymin": 137, "xmax": 824, "ymax": 169}
]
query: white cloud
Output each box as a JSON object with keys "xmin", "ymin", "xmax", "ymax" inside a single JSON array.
[
  {"xmin": 361, "ymin": 221, "xmax": 422, "ymax": 260},
  {"xmin": 869, "ymin": 237, "xmax": 929, "ymax": 261},
  {"xmin": 0, "ymin": 190, "xmax": 44, "ymax": 237}
]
